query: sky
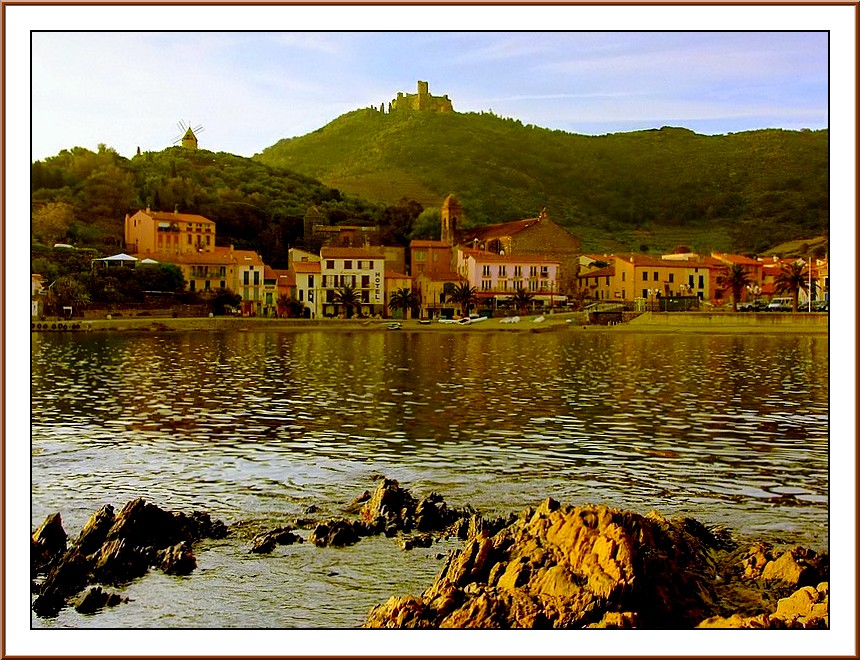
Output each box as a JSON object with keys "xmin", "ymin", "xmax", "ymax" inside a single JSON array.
[{"xmin": 29, "ymin": 29, "xmax": 830, "ymax": 161}]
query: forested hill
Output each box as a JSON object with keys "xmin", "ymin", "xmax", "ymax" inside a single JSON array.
[
  {"xmin": 30, "ymin": 146, "xmax": 386, "ymax": 267},
  {"xmin": 256, "ymin": 108, "xmax": 829, "ymax": 254}
]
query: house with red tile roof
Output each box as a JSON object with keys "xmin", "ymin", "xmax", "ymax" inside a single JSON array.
[
  {"xmin": 319, "ymin": 246, "xmax": 386, "ymax": 317},
  {"xmin": 455, "ymin": 246, "xmax": 563, "ymax": 311},
  {"xmin": 414, "ymin": 270, "xmax": 466, "ymax": 320},
  {"xmin": 290, "ymin": 260, "xmax": 321, "ymax": 318},
  {"xmin": 125, "ymin": 208, "xmax": 216, "ymax": 256}
]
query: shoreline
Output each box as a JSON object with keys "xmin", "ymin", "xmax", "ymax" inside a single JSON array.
[{"xmin": 32, "ymin": 312, "xmax": 829, "ymax": 335}]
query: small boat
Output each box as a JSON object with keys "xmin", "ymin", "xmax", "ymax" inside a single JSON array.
[{"xmin": 387, "ymin": 322, "xmax": 402, "ymax": 330}]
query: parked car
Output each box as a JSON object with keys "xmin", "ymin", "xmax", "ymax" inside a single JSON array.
[
  {"xmin": 811, "ymin": 300, "xmax": 829, "ymax": 312},
  {"xmin": 766, "ymin": 297, "xmax": 794, "ymax": 311}
]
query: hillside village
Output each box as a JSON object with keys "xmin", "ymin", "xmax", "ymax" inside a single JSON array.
[
  {"xmin": 31, "ymin": 82, "xmax": 829, "ymax": 321},
  {"xmin": 32, "ymin": 187, "xmax": 828, "ymax": 322}
]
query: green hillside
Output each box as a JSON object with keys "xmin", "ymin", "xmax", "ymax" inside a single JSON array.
[
  {"xmin": 31, "ymin": 145, "xmax": 386, "ymax": 267},
  {"xmin": 256, "ymin": 108, "xmax": 829, "ymax": 254}
]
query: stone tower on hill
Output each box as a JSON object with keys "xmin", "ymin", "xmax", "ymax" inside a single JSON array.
[{"xmin": 392, "ymin": 81, "xmax": 454, "ymax": 113}]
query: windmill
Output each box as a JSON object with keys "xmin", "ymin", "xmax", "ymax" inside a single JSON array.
[{"xmin": 172, "ymin": 120, "xmax": 204, "ymax": 150}]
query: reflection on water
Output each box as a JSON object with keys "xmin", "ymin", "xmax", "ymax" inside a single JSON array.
[{"xmin": 31, "ymin": 329, "xmax": 828, "ymax": 628}]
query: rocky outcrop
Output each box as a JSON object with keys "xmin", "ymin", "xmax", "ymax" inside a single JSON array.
[
  {"xmin": 31, "ymin": 498, "xmax": 227, "ymax": 617},
  {"xmin": 251, "ymin": 527, "xmax": 304, "ymax": 554},
  {"xmin": 364, "ymin": 498, "xmax": 830, "ymax": 629}
]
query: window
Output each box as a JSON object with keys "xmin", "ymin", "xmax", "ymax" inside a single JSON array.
[
  {"xmin": 698, "ymin": 275, "xmax": 705, "ymax": 289},
  {"xmin": 253, "ymin": 272, "xmax": 260, "ymax": 285},
  {"xmin": 689, "ymin": 275, "xmax": 695, "ymax": 288},
  {"xmin": 299, "ymin": 290, "xmax": 304, "ymax": 301},
  {"xmin": 605, "ymin": 276, "xmax": 610, "ymax": 285},
  {"xmin": 326, "ymin": 260, "xmax": 335, "ymax": 269},
  {"xmin": 243, "ymin": 272, "xmax": 250, "ymax": 285},
  {"xmin": 482, "ymin": 279, "xmax": 492, "ymax": 291},
  {"xmin": 642, "ymin": 272, "xmax": 648, "ymax": 281},
  {"xmin": 529, "ymin": 266, "xmax": 537, "ymax": 277},
  {"xmin": 344, "ymin": 260, "xmax": 352, "ymax": 269},
  {"xmin": 308, "ymin": 275, "xmax": 314, "ymax": 287},
  {"xmin": 368, "ymin": 261, "xmax": 374, "ymax": 269},
  {"xmin": 642, "ymin": 288, "xmax": 648, "ymax": 298},
  {"xmin": 540, "ymin": 266, "xmax": 549, "ymax": 277},
  {"xmin": 668, "ymin": 273, "xmax": 674, "ymax": 283},
  {"xmin": 204, "ymin": 281, "xmax": 211, "ymax": 291},
  {"xmin": 322, "ymin": 275, "xmax": 328, "ymax": 288},
  {"xmin": 529, "ymin": 280, "xmax": 538, "ymax": 291},
  {"xmin": 514, "ymin": 266, "xmax": 522, "ymax": 277},
  {"xmin": 622, "ymin": 272, "xmax": 626, "ymax": 282},
  {"xmin": 356, "ymin": 261, "xmax": 363, "ymax": 270},
  {"xmin": 361, "ymin": 275, "xmax": 370, "ymax": 288},
  {"xmin": 499, "ymin": 265, "xmax": 506, "ymax": 277},
  {"xmin": 653, "ymin": 271, "xmax": 658, "ymax": 281},
  {"xmin": 482, "ymin": 265, "xmax": 491, "ymax": 277},
  {"xmin": 220, "ymin": 280, "xmax": 225, "ymax": 289},
  {"xmin": 433, "ymin": 251, "xmax": 439, "ymax": 262},
  {"xmin": 414, "ymin": 250, "xmax": 426, "ymax": 262}
]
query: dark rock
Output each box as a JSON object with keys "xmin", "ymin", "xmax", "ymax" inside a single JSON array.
[
  {"xmin": 344, "ymin": 490, "xmax": 372, "ymax": 513},
  {"xmin": 360, "ymin": 479, "xmax": 417, "ymax": 530},
  {"xmin": 76, "ymin": 505, "xmax": 115, "ymax": 555},
  {"xmin": 157, "ymin": 542, "xmax": 197, "ymax": 575},
  {"xmin": 32, "ymin": 499, "xmax": 228, "ymax": 618},
  {"xmin": 91, "ymin": 538, "xmax": 150, "ymax": 584},
  {"xmin": 309, "ymin": 519, "xmax": 362, "ymax": 547},
  {"xmin": 397, "ymin": 534, "xmax": 433, "ymax": 551},
  {"xmin": 251, "ymin": 527, "xmax": 303, "ymax": 554},
  {"xmin": 31, "ymin": 513, "xmax": 67, "ymax": 575},
  {"xmin": 304, "ymin": 504, "xmax": 321, "ymax": 514},
  {"xmin": 73, "ymin": 585, "xmax": 129, "ymax": 614},
  {"xmin": 32, "ymin": 587, "xmax": 67, "ymax": 618}
]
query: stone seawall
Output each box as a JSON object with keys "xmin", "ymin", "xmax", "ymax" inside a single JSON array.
[{"xmin": 629, "ymin": 312, "xmax": 828, "ymax": 330}]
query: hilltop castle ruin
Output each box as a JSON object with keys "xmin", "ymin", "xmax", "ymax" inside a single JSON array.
[{"xmin": 391, "ymin": 81, "xmax": 454, "ymax": 113}]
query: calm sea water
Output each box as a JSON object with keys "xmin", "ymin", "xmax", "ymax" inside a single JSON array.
[{"xmin": 30, "ymin": 328, "xmax": 829, "ymax": 628}]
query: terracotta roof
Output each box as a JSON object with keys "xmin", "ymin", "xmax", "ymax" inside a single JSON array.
[
  {"xmin": 463, "ymin": 217, "xmax": 539, "ymax": 241},
  {"xmin": 385, "ymin": 271, "xmax": 411, "ymax": 279},
  {"xmin": 615, "ymin": 254, "xmax": 719, "ymax": 269},
  {"xmin": 578, "ymin": 266, "xmax": 615, "ymax": 279},
  {"xmin": 139, "ymin": 210, "xmax": 215, "ymax": 225},
  {"xmin": 320, "ymin": 247, "xmax": 385, "ymax": 259},
  {"xmin": 417, "ymin": 271, "xmax": 464, "ymax": 282},
  {"xmin": 410, "ymin": 240, "xmax": 449, "ymax": 248},
  {"xmin": 292, "ymin": 261, "xmax": 321, "ymax": 274},
  {"xmin": 461, "ymin": 249, "xmax": 559, "ymax": 265},
  {"xmin": 712, "ymin": 253, "xmax": 760, "ymax": 266}
]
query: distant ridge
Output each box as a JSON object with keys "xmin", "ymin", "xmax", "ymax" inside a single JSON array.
[{"xmin": 256, "ymin": 107, "xmax": 828, "ymax": 254}]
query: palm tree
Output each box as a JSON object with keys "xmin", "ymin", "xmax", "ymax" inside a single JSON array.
[
  {"xmin": 449, "ymin": 282, "xmax": 478, "ymax": 317},
  {"xmin": 277, "ymin": 293, "xmax": 303, "ymax": 318},
  {"xmin": 773, "ymin": 261, "xmax": 809, "ymax": 313},
  {"xmin": 510, "ymin": 287, "xmax": 534, "ymax": 315},
  {"xmin": 388, "ymin": 287, "xmax": 418, "ymax": 319},
  {"xmin": 333, "ymin": 284, "xmax": 361, "ymax": 318},
  {"xmin": 719, "ymin": 264, "xmax": 753, "ymax": 312}
]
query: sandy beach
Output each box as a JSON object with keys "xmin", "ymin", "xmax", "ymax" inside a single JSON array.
[{"xmin": 34, "ymin": 311, "xmax": 829, "ymax": 335}]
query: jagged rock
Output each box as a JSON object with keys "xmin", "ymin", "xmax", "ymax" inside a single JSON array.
[
  {"xmin": 92, "ymin": 538, "xmax": 150, "ymax": 584},
  {"xmin": 772, "ymin": 582, "xmax": 829, "ymax": 628},
  {"xmin": 397, "ymin": 534, "xmax": 433, "ymax": 551},
  {"xmin": 76, "ymin": 505, "xmax": 115, "ymax": 555},
  {"xmin": 309, "ymin": 519, "xmax": 365, "ymax": 547},
  {"xmin": 251, "ymin": 527, "xmax": 303, "ymax": 553},
  {"xmin": 360, "ymin": 479, "xmax": 417, "ymax": 530},
  {"xmin": 73, "ymin": 585, "xmax": 129, "ymax": 614},
  {"xmin": 344, "ymin": 490, "xmax": 372, "ymax": 513},
  {"xmin": 31, "ymin": 499, "xmax": 227, "ymax": 618},
  {"xmin": 761, "ymin": 546, "xmax": 825, "ymax": 586},
  {"xmin": 697, "ymin": 582, "xmax": 828, "ymax": 628},
  {"xmin": 366, "ymin": 499, "xmax": 723, "ymax": 628},
  {"xmin": 31, "ymin": 513, "xmax": 67, "ymax": 575},
  {"xmin": 157, "ymin": 542, "xmax": 197, "ymax": 575}
]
